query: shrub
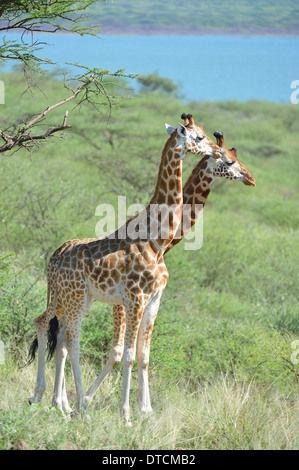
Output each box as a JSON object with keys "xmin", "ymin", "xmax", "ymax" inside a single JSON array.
[
  {"xmin": 0, "ymin": 253, "xmax": 45, "ymax": 361},
  {"xmin": 137, "ymin": 73, "xmax": 178, "ymax": 95}
]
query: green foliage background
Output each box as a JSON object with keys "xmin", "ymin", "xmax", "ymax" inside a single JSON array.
[
  {"xmin": 0, "ymin": 70, "xmax": 298, "ymax": 449},
  {"xmin": 90, "ymin": 0, "xmax": 299, "ymax": 33}
]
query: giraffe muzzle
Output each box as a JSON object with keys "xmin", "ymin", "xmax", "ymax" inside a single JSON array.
[{"xmin": 242, "ymin": 174, "xmax": 256, "ymax": 186}]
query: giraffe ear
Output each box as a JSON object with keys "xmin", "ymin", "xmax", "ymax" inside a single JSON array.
[
  {"xmin": 177, "ymin": 122, "xmax": 187, "ymax": 138},
  {"xmin": 165, "ymin": 123, "xmax": 176, "ymax": 135}
]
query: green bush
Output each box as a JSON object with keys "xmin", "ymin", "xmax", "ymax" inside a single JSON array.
[
  {"xmin": 0, "ymin": 253, "xmax": 46, "ymax": 359},
  {"xmin": 81, "ymin": 304, "xmax": 114, "ymax": 365},
  {"xmin": 137, "ymin": 74, "xmax": 179, "ymax": 95}
]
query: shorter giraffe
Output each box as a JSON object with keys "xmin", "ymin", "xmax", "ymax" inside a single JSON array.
[{"xmin": 165, "ymin": 120, "xmax": 256, "ymax": 252}]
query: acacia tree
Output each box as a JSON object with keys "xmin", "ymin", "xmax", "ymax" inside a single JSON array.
[
  {"xmin": 0, "ymin": 0, "xmax": 134, "ymax": 153},
  {"xmin": 0, "ymin": 1, "xmax": 103, "ymax": 69}
]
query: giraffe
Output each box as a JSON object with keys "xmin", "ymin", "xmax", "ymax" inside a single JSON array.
[
  {"xmin": 83, "ymin": 115, "xmax": 255, "ymax": 412},
  {"xmin": 28, "ymin": 115, "xmax": 226, "ymax": 424},
  {"xmin": 30, "ymin": 115, "xmax": 255, "ymax": 418},
  {"xmin": 164, "ymin": 120, "xmax": 256, "ymax": 252}
]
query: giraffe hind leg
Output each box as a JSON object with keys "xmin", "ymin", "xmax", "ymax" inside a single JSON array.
[
  {"xmin": 51, "ymin": 316, "xmax": 73, "ymax": 413},
  {"xmin": 28, "ymin": 309, "xmax": 60, "ymax": 405},
  {"xmin": 63, "ymin": 307, "xmax": 89, "ymax": 415},
  {"xmin": 28, "ymin": 311, "xmax": 49, "ymax": 404}
]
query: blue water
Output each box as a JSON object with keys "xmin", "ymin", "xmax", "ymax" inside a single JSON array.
[{"xmin": 3, "ymin": 33, "xmax": 299, "ymax": 102}]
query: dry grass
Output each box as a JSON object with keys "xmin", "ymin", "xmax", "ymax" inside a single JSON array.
[{"xmin": 0, "ymin": 358, "xmax": 298, "ymax": 450}]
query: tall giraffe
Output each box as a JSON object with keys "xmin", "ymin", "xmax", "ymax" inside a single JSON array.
[
  {"xmin": 84, "ymin": 115, "xmax": 255, "ymax": 413},
  {"xmin": 28, "ymin": 116, "xmax": 225, "ymax": 424}
]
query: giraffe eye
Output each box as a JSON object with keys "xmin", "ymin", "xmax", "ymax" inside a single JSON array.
[
  {"xmin": 226, "ymin": 160, "xmax": 234, "ymax": 166},
  {"xmin": 196, "ymin": 135, "xmax": 204, "ymax": 142}
]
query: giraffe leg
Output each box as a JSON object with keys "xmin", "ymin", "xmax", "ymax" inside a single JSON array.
[
  {"xmin": 137, "ymin": 293, "xmax": 161, "ymax": 415},
  {"xmin": 29, "ymin": 309, "xmax": 53, "ymax": 404},
  {"xmin": 61, "ymin": 375, "xmax": 72, "ymax": 414},
  {"xmin": 52, "ymin": 344, "xmax": 69, "ymax": 411},
  {"xmin": 65, "ymin": 334, "xmax": 86, "ymax": 414},
  {"xmin": 85, "ymin": 304, "xmax": 126, "ymax": 404},
  {"xmin": 52, "ymin": 346, "xmax": 72, "ymax": 414},
  {"xmin": 63, "ymin": 305, "xmax": 90, "ymax": 415},
  {"xmin": 120, "ymin": 300, "xmax": 145, "ymax": 425},
  {"xmin": 59, "ymin": 288, "xmax": 94, "ymax": 416},
  {"xmin": 51, "ymin": 317, "xmax": 72, "ymax": 413}
]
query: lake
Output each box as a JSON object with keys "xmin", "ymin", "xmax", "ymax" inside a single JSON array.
[{"xmin": 3, "ymin": 33, "xmax": 299, "ymax": 102}]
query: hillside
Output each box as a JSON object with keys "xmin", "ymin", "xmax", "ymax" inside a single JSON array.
[
  {"xmin": 88, "ymin": 0, "xmax": 299, "ymax": 35},
  {"xmin": 0, "ymin": 71, "xmax": 298, "ymax": 449}
]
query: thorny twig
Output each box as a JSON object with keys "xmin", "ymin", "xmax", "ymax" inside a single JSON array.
[{"xmin": 0, "ymin": 67, "xmax": 137, "ymax": 154}]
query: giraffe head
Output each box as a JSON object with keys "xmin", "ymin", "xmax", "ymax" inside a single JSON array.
[
  {"xmin": 165, "ymin": 113, "xmax": 223, "ymax": 159},
  {"xmin": 212, "ymin": 131, "xmax": 256, "ymax": 186},
  {"xmin": 177, "ymin": 114, "xmax": 255, "ymax": 186}
]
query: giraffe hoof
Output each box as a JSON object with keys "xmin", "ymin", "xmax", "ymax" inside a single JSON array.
[
  {"xmin": 140, "ymin": 407, "xmax": 154, "ymax": 416},
  {"xmin": 28, "ymin": 395, "xmax": 41, "ymax": 405},
  {"xmin": 84, "ymin": 395, "xmax": 92, "ymax": 405},
  {"xmin": 63, "ymin": 407, "xmax": 74, "ymax": 415},
  {"xmin": 70, "ymin": 409, "xmax": 91, "ymax": 421},
  {"xmin": 70, "ymin": 410, "xmax": 80, "ymax": 419}
]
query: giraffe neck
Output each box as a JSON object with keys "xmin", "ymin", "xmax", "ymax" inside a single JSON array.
[
  {"xmin": 146, "ymin": 133, "xmax": 186, "ymax": 256},
  {"xmin": 116, "ymin": 133, "xmax": 185, "ymax": 256},
  {"xmin": 150, "ymin": 134, "xmax": 183, "ymax": 206},
  {"xmin": 165, "ymin": 155, "xmax": 215, "ymax": 253}
]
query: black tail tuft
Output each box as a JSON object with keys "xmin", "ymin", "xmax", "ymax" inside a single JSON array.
[
  {"xmin": 23, "ymin": 335, "xmax": 38, "ymax": 367},
  {"xmin": 23, "ymin": 316, "xmax": 59, "ymax": 367},
  {"xmin": 47, "ymin": 316, "xmax": 59, "ymax": 361}
]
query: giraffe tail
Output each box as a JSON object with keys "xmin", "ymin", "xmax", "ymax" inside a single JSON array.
[
  {"xmin": 26, "ymin": 257, "xmax": 60, "ymax": 366},
  {"xmin": 25, "ymin": 336, "xmax": 39, "ymax": 367},
  {"xmin": 26, "ymin": 316, "xmax": 59, "ymax": 365},
  {"xmin": 25, "ymin": 315, "xmax": 59, "ymax": 366},
  {"xmin": 46, "ymin": 316, "xmax": 59, "ymax": 360},
  {"xmin": 45, "ymin": 257, "xmax": 60, "ymax": 361}
]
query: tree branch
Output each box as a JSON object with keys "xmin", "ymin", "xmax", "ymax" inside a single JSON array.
[
  {"xmin": 25, "ymin": 74, "xmax": 94, "ymax": 129},
  {"xmin": 0, "ymin": 70, "xmax": 99, "ymax": 153},
  {"xmin": 0, "ymin": 111, "xmax": 71, "ymax": 153},
  {"xmin": 0, "ymin": 65, "xmax": 136, "ymax": 154},
  {"xmin": 0, "ymin": 1, "xmax": 103, "ymax": 71}
]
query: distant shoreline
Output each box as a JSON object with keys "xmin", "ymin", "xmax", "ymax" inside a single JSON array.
[
  {"xmin": 1, "ymin": 24, "xmax": 299, "ymax": 37},
  {"xmin": 99, "ymin": 25, "xmax": 299, "ymax": 37}
]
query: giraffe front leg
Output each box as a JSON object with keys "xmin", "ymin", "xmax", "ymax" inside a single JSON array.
[
  {"xmin": 137, "ymin": 294, "xmax": 161, "ymax": 416},
  {"xmin": 120, "ymin": 301, "xmax": 145, "ymax": 426},
  {"xmin": 85, "ymin": 305, "xmax": 126, "ymax": 404}
]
